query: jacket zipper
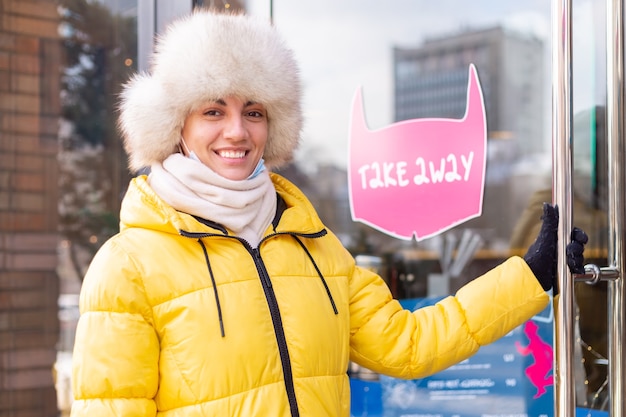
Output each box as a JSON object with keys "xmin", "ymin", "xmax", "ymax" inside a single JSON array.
[
  {"xmin": 180, "ymin": 229, "xmax": 329, "ymax": 416},
  {"xmin": 251, "ymin": 247, "xmax": 300, "ymax": 417}
]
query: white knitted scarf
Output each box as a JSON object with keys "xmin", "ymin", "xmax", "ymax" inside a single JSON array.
[{"xmin": 148, "ymin": 153, "xmax": 277, "ymax": 247}]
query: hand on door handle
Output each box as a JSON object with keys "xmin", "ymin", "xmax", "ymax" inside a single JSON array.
[
  {"xmin": 566, "ymin": 227, "xmax": 588, "ymax": 275},
  {"xmin": 523, "ymin": 203, "xmax": 588, "ymax": 295}
]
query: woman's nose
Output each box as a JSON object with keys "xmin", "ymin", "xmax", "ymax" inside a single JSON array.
[{"xmin": 223, "ymin": 115, "xmax": 246, "ymax": 140}]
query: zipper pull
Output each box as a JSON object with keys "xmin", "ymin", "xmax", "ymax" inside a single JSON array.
[{"xmin": 253, "ymin": 248, "xmax": 272, "ymax": 288}]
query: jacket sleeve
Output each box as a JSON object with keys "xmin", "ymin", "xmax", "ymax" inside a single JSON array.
[
  {"xmin": 71, "ymin": 238, "xmax": 159, "ymax": 417},
  {"xmin": 348, "ymin": 255, "xmax": 549, "ymax": 380}
]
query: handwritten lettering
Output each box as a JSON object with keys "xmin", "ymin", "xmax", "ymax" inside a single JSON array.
[{"xmin": 357, "ymin": 152, "xmax": 474, "ymax": 190}]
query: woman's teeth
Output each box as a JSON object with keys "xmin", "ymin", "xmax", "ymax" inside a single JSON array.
[{"xmin": 219, "ymin": 150, "xmax": 246, "ymax": 158}]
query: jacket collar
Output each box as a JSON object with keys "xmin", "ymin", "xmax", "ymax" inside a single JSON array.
[{"xmin": 119, "ymin": 173, "xmax": 326, "ymax": 237}]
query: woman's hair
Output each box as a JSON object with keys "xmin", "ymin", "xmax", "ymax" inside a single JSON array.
[{"xmin": 118, "ymin": 10, "xmax": 302, "ymax": 173}]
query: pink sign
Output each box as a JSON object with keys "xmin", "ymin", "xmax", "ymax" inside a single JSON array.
[{"xmin": 348, "ymin": 64, "xmax": 487, "ymax": 241}]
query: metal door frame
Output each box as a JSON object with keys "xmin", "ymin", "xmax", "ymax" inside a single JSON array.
[{"xmin": 552, "ymin": 0, "xmax": 625, "ymax": 414}]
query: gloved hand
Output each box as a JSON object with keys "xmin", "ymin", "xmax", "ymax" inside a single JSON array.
[
  {"xmin": 524, "ymin": 203, "xmax": 558, "ymax": 292},
  {"xmin": 566, "ymin": 227, "xmax": 588, "ymax": 274},
  {"xmin": 523, "ymin": 203, "xmax": 588, "ymax": 294}
]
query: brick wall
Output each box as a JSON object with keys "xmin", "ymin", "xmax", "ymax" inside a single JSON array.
[{"xmin": 0, "ymin": 1, "xmax": 61, "ymax": 416}]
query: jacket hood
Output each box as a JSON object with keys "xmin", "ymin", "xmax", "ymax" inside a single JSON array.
[{"xmin": 118, "ymin": 11, "xmax": 302, "ymax": 173}]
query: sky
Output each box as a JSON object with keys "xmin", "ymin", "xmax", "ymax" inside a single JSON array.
[{"xmin": 245, "ymin": 0, "xmax": 605, "ymax": 169}]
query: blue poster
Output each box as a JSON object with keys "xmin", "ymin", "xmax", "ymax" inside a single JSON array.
[{"xmin": 350, "ymin": 297, "xmax": 608, "ymax": 417}]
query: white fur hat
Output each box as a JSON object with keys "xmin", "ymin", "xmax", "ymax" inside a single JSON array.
[{"xmin": 118, "ymin": 11, "xmax": 302, "ymax": 172}]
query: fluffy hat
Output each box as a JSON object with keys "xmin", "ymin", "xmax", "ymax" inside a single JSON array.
[{"xmin": 118, "ymin": 11, "xmax": 302, "ymax": 172}]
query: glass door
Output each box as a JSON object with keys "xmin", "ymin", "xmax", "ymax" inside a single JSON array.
[{"xmin": 552, "ymin": 0, "xmax": 624, "ymax": 415}]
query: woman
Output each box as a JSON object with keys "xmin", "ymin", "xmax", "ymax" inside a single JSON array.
[{"xmin": 71, "ymin": 10, "xmax": 587, "ymax": 417}]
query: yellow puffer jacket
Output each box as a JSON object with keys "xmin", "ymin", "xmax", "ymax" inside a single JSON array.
[{"xmin": 71, "ymin": 173, "xmax": 549, "ymax": 417}]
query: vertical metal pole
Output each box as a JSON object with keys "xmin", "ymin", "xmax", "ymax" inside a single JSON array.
[
  {"xmin": 270, "ymin": 0, "xmax": 274, "ymax": 25},
  {"xmin": 551, "ymin": 0, "xmax": 575, "ymax": 415},
  {"xmin": 137, "ymin": 0, "xmax": 156, "ymax": 73},
  {"xmin": 607, "ymin": 0, "xmax": 625, "ymax": 414}
]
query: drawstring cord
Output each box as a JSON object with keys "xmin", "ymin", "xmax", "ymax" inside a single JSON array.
[
  {"xmin": 290, "ymin": 235, "xmax": 338, "ymax": 315},
  {"xmin": 197, "ymin": 239, "xmax": 226, "ymax": 337},
  {"xmin": 193, "ymin": 233, "xmax": 337, "ymax": 338}
]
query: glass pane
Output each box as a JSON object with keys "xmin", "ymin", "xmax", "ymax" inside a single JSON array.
[
  {"xmin": 258, "ymin": 0, "xmax": 555, "ymax": 292},
  {"xmin": 246, "ymin": 0, "xmax": 609, "ymax": 414},
  {"xmin": 250, "ymin": 7, "xmax": 545, "ymax": 281},
  {"xmin": 57, "ymin": 0, "xmax": 137, "ymax": 293},
  {"xmin": 571, "ymin": 0, "xmax": 609, "ymax": 412},
  {"xmin": 56, "ymin": 1, "xmax": 138, "ymax": 415}
]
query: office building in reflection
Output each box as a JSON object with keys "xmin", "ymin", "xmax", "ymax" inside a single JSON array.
[{"xmin": 393, "ymin": 26, "xmax": 546, "ymax": 240}]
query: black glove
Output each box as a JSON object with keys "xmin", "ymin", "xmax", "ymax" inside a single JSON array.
[
  {"xmin": 566, "ymin": 227, "xmax": 588, "ymax": 274},
  {"xmin": 524, "ymin": 203, "xmax": 558, "ymax": 292},
  {"xmin": 523, "ymin": 203, "xmax": 589, "ymax": 294}
]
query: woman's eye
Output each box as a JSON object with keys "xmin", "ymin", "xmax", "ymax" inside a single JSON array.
[
  {"xmin": 203, "ymin": 109, "xmax": 220, "ymax": 116},
  {"xmin": 247, "ymin": 110, "xmax": 265, "ymax": 118}
]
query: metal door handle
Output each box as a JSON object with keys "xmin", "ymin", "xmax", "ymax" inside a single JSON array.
[{"xmin": 574, "ymin": 264, "xmax": 621, "ymax": 285}]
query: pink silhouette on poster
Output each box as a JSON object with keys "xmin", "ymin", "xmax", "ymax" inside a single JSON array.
[
  {"xmin": 348, "ymin": 64, "xmax": 487, "ymax": 241},
  {"xmin": 515, "ymin": 320, "xmax": 554, "ymax": 399}
]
